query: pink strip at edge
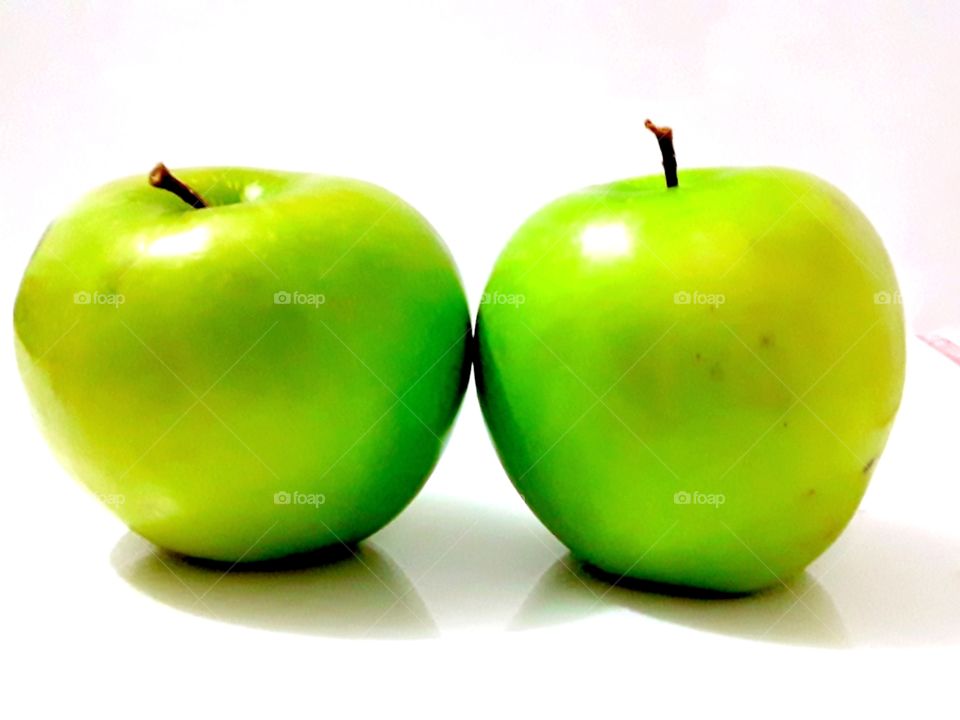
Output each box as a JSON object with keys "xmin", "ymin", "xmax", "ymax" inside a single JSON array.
[{"xmin": 919, "ymin": 334, "xmax": 960, "ymax": 367}]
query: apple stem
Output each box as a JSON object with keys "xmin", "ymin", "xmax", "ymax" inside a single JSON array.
[
  {"xmin": 148, "ymin": 163, "xmax": 209, "ymax": 209},
  {"xmin": 644, "ymin": 119, "xmax": 678, "ymax": 188}
]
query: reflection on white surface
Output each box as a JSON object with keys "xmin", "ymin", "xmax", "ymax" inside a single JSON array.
[
  {"xmin": 144, "ymin": 226, "xmax": 211, "ymax": 258},
  {"xmin": 111, "ymin": 493, "xmax": 960, "ymax": 646},
  {"xmin": 579, "ymin": 223, "xmax": 633, "ymax": 260}
]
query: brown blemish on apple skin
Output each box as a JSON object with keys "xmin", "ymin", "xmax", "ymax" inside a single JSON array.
[
  {"xmin": 760, "ymin": 334, "xmax": 774, "ymax": 348},
  {"xmin": 863, "ymin": 457, "xmax": 877, "ymax": 474},
  {"xmin": 695, "ymin": 352, "xmax": 702, "ymax": 362},
  {"xmin": 823, "ymin": 523, "xmax": 845, "ymax": 542},
  {"xmin": 806, "ymin": 488, "xmax": 816, "ymax": 497}
]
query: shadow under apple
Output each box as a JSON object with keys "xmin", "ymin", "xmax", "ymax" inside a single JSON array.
[
  {"xmin": 512, "ymin": 555, "xmax": 848, "ymax": 646},
  {"xmin": 111, "ymin": 533, "xmax": 437, "ymax": 639},
  {"xmin": 110, "ymin": 492, "xmax": 558, "ymax": 638},
  {"xmin": 511, "ymin": 515, "xmax": 960, "ymax": 648}
]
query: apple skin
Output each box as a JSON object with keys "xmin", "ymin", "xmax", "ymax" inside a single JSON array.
[
  {"xmin": 15, "ymin": 168, "xmax": 470, "ymax": 562},
  {"xmin": 476, "ymin": 168, "xmax": 905, "ymax": 594}
]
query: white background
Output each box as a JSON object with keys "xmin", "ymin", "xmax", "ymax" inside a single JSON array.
[{"xmin": 2, "ymin": 1, "xmax": 959, "ymax": 717}]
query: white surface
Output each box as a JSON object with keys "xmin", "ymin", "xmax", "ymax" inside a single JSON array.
[{"xmin": 2, "ymin": 2, "xmax": 959, "ymax": 718}]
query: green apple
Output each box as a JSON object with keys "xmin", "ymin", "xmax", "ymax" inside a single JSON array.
[
  {"xmin": 15, "ymin": 165, "xmax": 470, "ymax": 562},
  {"xmin": 476, "ymin": 122, "xmax": 905, "ymax": 594}
]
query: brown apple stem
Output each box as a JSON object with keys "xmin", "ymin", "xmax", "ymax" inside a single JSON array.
[
  {"xmin": 644, "ymin": 119, "xmax": 678, "ymax": 189},
  {"xmin": 148, "ymin": 163, "xmax": 208, "ymax": 208}
]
